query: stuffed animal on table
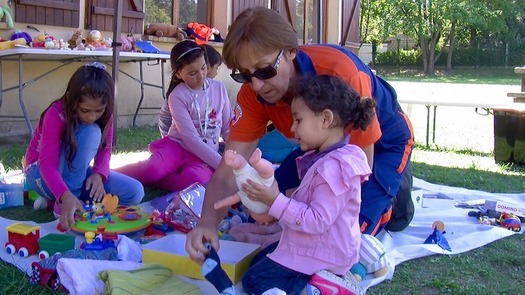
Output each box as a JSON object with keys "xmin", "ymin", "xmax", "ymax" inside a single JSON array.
[
  {"xmin": 85, "ymin": 30, "xmax": 109, "ymax": 50},
  {"xmin": 186, "ymin": 22, "xmax": 223, "ymax": 45},
  {"xmin": 214, "ymin": 148, "xmax": 275, "ymax": 224},
  {"xmin": 67, "ymin": 30, "xmax": 84, "ymax": 49},
  {"xmin": 0, "ymin": 37, "xmax": 26, "ymax": 50},
  {"xmin": 143, "ymin": 23, "xmax": 186, "ymax": 40},
  {"xmin": 350, "ymin": 234, "xmax": 390, "ymax": 280}
]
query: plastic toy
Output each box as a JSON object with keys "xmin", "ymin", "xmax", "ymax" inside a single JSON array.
[
  {"xmin": 498, "ymin": 212, "xmax": 522, "ymax": 232},
  {"xmin": 213, "ymin": 148, "xmax": 275, "ymax": 223},
  {"xmin": 5, "ymin": 222, "xmax": 40, "ymax": 257},
  {"xmin": 349, "ymin": 262, "xmax": 366, "ymax": 281},
  {"xmin": 424, "ymin": 220, "xmax": 451, "ymax": 251},
  {"xmin": 37, "ymin": 233, "xmax": 76, "ymax": 260},
  {"xmin": 355, "ymin": 234, "xmax": 389, "ymax": 278},
  {"xmin": 70, "ymin": 194, "xmax": 150, "ymax": 235},
  {"xmin": 80, "ymin": 231, "xmax": 116, "ymax": 251},
  {"xmin": 164, "ymin": 183, "xmax": 204, "ymax": 233},
  {"xmin": 133, "ymin": 40, "xmax": 160, "ymax": 53},
  {"xmin": 83, "ymin": 193, "xmax": 119, "ymax": 224}
]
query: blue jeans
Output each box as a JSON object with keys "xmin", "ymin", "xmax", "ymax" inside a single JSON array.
[
  {"xmin": 242, "ymin": 242, "xmax": 310, "ymax": 295},
  {"xmin": 25, "ymin": 123, "xmax": 144, "ymax": 205}
]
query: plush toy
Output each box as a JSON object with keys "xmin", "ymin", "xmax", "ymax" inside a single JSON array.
[
  {"xmin": 144, "ymin": 23, "xmax": 186, "ymax": 40},
  {"xmin": 120, "ymin": 34, "xmax": 133, "ymax": 51},
  {"xmin": 10, "ymin": 30, "xmax": 32, "ymax": 45},
  {"xmin": 32, "ymin": 32, "xmax": 55, "ymax": 48},
  {"xmin": 213, "ymin": 148, "xmax": 275, "ymax": 224},
  {"xmin": 351, "ymin": 234, "xmax": 389, "ymax": 279},
  {"xmin": 0, "ymin": 37, "xmax": 27, "ymax": 50},
  {"xmin": 85, "ymin": 30, "xmax": 108, "ymax": 50},
  {"xmin": 67, "ymin": 30, "xmax": 83, "ymax": 49},
  {"xmin": 186, "ymin": 22, "xmax": 222, "ymax": 45},
  {"xmin": 0, "ymin": 6, "xmax": 14, "ymax": 29}
]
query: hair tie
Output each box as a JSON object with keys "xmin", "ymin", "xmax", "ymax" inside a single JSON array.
[
  {"xmin": 85, "ymin": 62, "xmax": 106, "ymax": 70},
  {"xmin": 176, "ymin": 47, "xmax": 202, "ymax": 62}
]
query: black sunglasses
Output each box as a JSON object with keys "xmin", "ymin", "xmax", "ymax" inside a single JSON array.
[{"xmin": 230, "ymin": 50, "xmax": 284, "ymax": 83}]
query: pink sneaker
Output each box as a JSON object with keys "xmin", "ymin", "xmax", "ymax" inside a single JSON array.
[{"xmin": 306, "ymin": 270, "xmax": 365, "ymax": 295}]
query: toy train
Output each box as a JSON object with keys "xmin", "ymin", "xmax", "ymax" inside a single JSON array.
[{"xmin": 5, "ymin": 222, "xmax": 41, "ymax": 257}]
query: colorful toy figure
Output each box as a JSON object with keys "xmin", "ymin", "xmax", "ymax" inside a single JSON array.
[
  {"xmin": 5, "ymin": 222, "xmax": 41, "ymax": 257},
  {"xmin": 85, "ymin": 194, "xmax": 119, "ymax": 224},
  {"xmin": 80, "ymin": 231, "xmax": 116, "ymax": 251},
  {"xmin": 498, "ymin": 212, "xmax": 522, "ymax": 232},
  {"xmin": 424, "ymin": 220, "xmax": 452, "ymax": 252}
]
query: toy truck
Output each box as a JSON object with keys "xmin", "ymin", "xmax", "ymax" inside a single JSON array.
[
  {"xmin": 5, "ymin": 222, "xmax": 41, "ymax": 257},
  {"xmin": 37, "ymin": 233, "xmax": 76, "ymax": 259}
]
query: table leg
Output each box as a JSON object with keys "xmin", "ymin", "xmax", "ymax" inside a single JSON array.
[
  {"xmin": 131, "ymin": 59, "xmax": 166, "ymax": 128},
  {"xmin": 132, "ymin": 61, "xmax": 146, "ymax": 128},
  {"xmin": 425, "ymin": 105, "xmax": 430, "ymax": 147},
  {"xmin": 432, "ymin": 105, "xmax": 437, "ymax": 144},
  {"xmin": 18, "ymin": 55, "xmax": 33, "ymax": 135}
]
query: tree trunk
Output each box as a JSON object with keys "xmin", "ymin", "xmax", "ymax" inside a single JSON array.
[
  {"xmin": 420, "ymin": 36, "xmax": 430, "ymax": 74},
  {"xmin": 447, "ymin": 22, "xmax": 456, "ymax": 71}
]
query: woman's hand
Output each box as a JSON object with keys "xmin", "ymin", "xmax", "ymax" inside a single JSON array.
[
  {"xmin": 242, "ymin": 179, "xmax": 280, "ymax": 207},
  {"xmin": 85, "ymin": 173, "xmax": 105, "ymax": 203},
  {"xmin": 58, "ymin": 191, "xmax": 85, "ymax": 231},
  {"xmin": 185, "ymin": 222, "xmax": 219, "ymax": 264}
]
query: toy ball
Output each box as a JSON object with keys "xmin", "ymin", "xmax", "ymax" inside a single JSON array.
[{"xmin": 350, "ymin": 262, "xmax": 366, "ymax": 281}]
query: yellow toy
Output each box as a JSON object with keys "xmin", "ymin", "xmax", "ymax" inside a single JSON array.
[
  {"xmin": 0, "ymin": 37, "xmax": 26, "ymax": 50},
  {"xmin": 86, "ymin": 194, "xmax": 119, "ymax": 223}
]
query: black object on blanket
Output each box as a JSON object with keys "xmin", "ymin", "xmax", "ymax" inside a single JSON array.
[{"xmin": 202, "ymin": 243, "xmax": 235, "ymax": 295}]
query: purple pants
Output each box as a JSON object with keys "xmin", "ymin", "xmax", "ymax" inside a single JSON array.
[{"xmin": 115, "ymin": 137, "xmax": 214, "ymax": 192}]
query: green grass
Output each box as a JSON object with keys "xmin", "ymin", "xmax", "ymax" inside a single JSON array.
[
  {"xmin": 1, "ymin": 67, "xmax": 525, "ymax": 294},
  {"xmin": 375, "ymin": 66, "xmax": 520, "ymax": 85}
]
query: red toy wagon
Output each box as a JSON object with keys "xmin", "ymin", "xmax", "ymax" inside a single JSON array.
[{"xmin": 5, "ymin": 222, "xmax": 41, "ymax": 257}]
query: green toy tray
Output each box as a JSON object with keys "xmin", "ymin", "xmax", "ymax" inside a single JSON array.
[{"xmin": 70, "ymin": 206, "xmax": 151, "ymax": 235}]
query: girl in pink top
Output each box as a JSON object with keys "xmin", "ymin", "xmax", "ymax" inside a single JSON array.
[
  {"xmin": 240, "ymin": 75, "xmax": 375, "ymax": 295},
  {"xmin": 24, "ymin": 63, "xmax": 144, "ymax": 231},
  {"xmin": 115, "ymin": 41, "xmax": 232, "ymax": 192}
]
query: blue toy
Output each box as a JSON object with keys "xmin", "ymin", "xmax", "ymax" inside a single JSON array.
[{"xmin": 424, "ymin": 221, "xmax": 451, "ymax": 252}]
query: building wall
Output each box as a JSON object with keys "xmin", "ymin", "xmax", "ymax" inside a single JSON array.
[{"xmin": 0, "ymin": 0, "xmax": 346, "ymax": 137}]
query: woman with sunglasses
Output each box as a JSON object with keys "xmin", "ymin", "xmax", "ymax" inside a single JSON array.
[{"xmin": 186, "ymin": 2, "xmax": 413, "ymax": 274}]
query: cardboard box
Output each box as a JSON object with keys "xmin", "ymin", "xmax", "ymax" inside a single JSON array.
[
  {"xmin": 0, "ymin": 183, "xmax": 24, "ymax": 209},
  {"xmin": 142, "ymin": 234, "xmax": 260, "ymax": 283},
  {"xmin": 421, "ymin": 193, "xmax": 455, "ymax": 208},
  {"xmin": 484, "ymin": 200, "xmax": 525, "ymax": 218}
]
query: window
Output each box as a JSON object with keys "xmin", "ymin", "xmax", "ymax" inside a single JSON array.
[
  {"xmin": 15, "ymin": 0, "xmax": 80, "ymax": 28},
  {"xmin": 86, "ymin": 0, "xmax": 144, "ymax": 34},
  {"xmin": 145, "ymin": 0, "xmax": 209, "ymax": 27},
  {"xmin": 144, "ymin": 0, "xmax": 359, "ymax": 46}
]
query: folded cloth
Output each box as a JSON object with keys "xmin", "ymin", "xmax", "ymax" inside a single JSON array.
[
  {"xmin": 56, "ymin": 258, "xmax": 144, "ymax": 295},
  {"xmin": 97, "ymin": 264, "xmax": 201, "ymax": 295}
]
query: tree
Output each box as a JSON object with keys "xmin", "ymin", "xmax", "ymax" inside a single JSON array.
[{"xmin": 365, "ymin": 0, "xmax": 525, "ymax": 74}]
